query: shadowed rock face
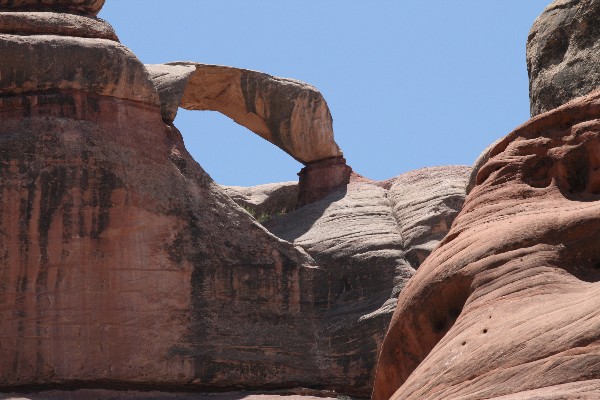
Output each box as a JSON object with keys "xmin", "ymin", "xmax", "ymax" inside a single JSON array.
[
  {"xmin": 0, "ymin": 2, "xmax": 472, "ymax": 396},
  {"xmin": 527, "ymin": 0, "xmax": 600, "ymax": 116},
  {"xmin": 372, "ymin": 90, "xmax": 600, "ymax": 400}
]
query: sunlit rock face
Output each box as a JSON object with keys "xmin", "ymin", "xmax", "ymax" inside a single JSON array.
[
  {"xmin": 372, "ymin": 89, "xmax": 600, "ymax": 400},
  {"xmin": 0, "ymin": 1, "xmax": 471, "ymax": 396},
  {"xmin": 527, "ymin": 0, "xmax": 600, "ymax": 116}
]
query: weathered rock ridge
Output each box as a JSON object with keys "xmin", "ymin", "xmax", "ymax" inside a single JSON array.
[
  {"xmin": 372, "ymin": 89, "xmax": 600, "ymax": 399},
  {"xmin": 0, "ymin": 1, "xmax": 472, "ymax": 397},
  {"xmin": 527, "ymin": 0, "xmax": 600, "ymax": 116}
]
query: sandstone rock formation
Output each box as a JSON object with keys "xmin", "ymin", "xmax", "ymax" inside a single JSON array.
[
  {"xmin": 264, "ymin": 167, "xmax": 470, "ymax": 392},
  {"xmin": 145, "ymin": 63, "xmax": 342, "ymax": 164},
  {"xmin": 146, "ymin": 63, "xmax": 349, "ymax": 206},
  {"xmin": 0, "ymin": 11, "xmax": 118, "ymax": 41},
  {"xmin": 372, "ymin": 89, "xmax": 600, "ymax": 400},
  {"xmin": 0, "ymin": 1, "xmax": 472, "ymax": 397},
  {"xmin": 0, "ymin": 1, "xmax": 322, "ymax": 393},
  {"xmin": 527, "ymin": 0, "xmax": 600, "ymax": 116},
  {"xmin": 0, "ymin": 0, "xmax": 105, "ymax": 15}
]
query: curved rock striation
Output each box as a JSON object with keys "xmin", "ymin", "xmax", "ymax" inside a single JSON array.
[
  {"xmin": 145, "ymin": 63, "xmax": 343, "ymax": 165},
  {"xmin": 388, "ymin": 166, "xmax": 470, "ymax": 268},
  {"xmin": 372, "ymin": 89, "xmax": 600, "ymax": 400},
  {"xmin": 527, "ymin": 0, "xmax": 600, "ymax": 116}
]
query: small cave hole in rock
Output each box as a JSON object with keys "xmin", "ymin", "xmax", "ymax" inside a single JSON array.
[
  {"xmin": 462, "ymin": 341, "xmax": 467, "ymax": 346},
  {"xmin": 174, "ymin": 110, "xmax": 302, "ymax": 186},
  {"xmin": 483, "ymin": 329, "xmax": 488, "ymax": 334}
]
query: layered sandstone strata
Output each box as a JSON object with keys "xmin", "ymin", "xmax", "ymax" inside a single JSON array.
[
  {"xmin": 372, "ymin": 90, "xmax": 600, "ymax": 399},
  {"xmin": 0, "ymin": 11, "xmax": 118, "ymax": 40},
  {"xmin": 222, "ymin": 181, "xmax": 299, "ymax": 220}
]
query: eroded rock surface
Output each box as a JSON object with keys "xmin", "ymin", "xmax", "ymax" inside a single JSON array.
[
  {"xmin": 372, "ymin": 90, "xmax": 600, "ymax": 400},
  {"xmin": 263, "ymin": 167, "xmax": 469, "ymax": 392},
  {"xmin": 527, "ymin": 0, "xmax": 600, "ymax": 116},
  {"xmin": 0, "ymin": 2, "xmax": 325, "ymax": 394},
  {"xmin": 1, "ymin": 390, "xmax": 336, "ymax": 400}
]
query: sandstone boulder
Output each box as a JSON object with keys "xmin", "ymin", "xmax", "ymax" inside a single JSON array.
[
  {"xmin": 527, "ymin": 0, "xmax": 600, "ymax": 116},
  {"xmin": 372, "ymin": 89, "xmax": 600, "ymax": 400}
]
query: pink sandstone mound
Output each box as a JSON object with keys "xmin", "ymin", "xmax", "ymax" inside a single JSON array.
[{"xmin": 372, "ymin": 89, "xmax": 600, "ymax": 400}]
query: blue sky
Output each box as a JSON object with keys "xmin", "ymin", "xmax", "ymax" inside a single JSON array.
[{"xmin": 99, "ymin": 1, "xmax": 550, "ymax": 186}]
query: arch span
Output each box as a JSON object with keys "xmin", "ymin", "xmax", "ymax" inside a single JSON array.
[{"xmin": 146, "ymin": 62, "xmax": 342, "ymax": 165}]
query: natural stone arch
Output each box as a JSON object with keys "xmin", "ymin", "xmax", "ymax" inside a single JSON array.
[
  {"xmin": 146, "ymin": 62, "xmax": 351, "ymax": 206},
  {"xmin": 145, "ymin": 62, "xmax": 343, "ymax": 165}
]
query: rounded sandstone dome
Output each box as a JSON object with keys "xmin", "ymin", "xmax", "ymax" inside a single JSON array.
[{"xmin": 0, "ymin": 0, "xmax": 105, "ymax": 15}]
